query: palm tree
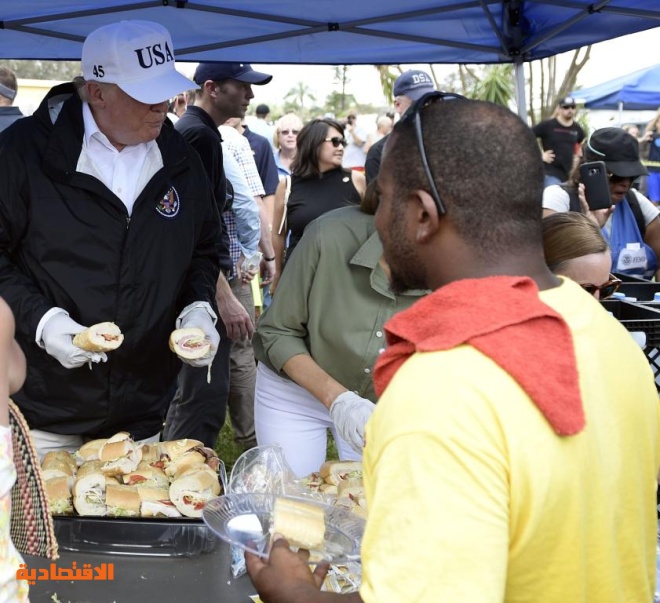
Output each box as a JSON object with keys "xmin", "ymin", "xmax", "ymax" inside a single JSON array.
[{"xmin": 284, "ymin": 81, "xmax": 316, "ymax": 119}]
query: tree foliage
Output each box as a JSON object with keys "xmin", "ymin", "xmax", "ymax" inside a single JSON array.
[
  {"xmin": 283, "ymin": 81, "xmax": 317, "ymax": 119},
  {"xmin": 373, "ymin": 46, "xmax": 592, "ymax": 124},
  {"xmin": 0, "ymin": 60, "xmax": 81, "ymax": 81}
]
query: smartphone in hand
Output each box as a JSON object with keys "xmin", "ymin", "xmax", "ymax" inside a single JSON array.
[{"xmin": 579, "ymin": 161, "xmax": 611, "ymax": 211}]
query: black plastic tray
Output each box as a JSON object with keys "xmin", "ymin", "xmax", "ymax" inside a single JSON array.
[
  {"xmin": 53, "ymin": 515, "xmax": 220, "ymax": 557},
  {"xmin": 616, "ymin": 282, "xmax": 660, "ymax": 301},
  {"xmin": 600, "ymin": 299, "xmax": 660, "ymax": 347}
]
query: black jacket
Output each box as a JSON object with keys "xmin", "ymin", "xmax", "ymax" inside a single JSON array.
[
  {"xmin": 175, "ymin": 106, "xmax": 233, "ymax": 273},
  {"xmin": 0, "ymin": 83, "xmax": 220, "ymax": 438}
]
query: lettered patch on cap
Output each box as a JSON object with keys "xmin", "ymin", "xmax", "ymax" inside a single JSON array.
[{"xmin": 156, "ymin": 186, "xmax": 180, "ymax": 218}]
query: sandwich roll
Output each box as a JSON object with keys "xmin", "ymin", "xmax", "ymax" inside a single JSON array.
[
  {"xmin": 99, "ymin": 433, "xmax": 142, "ymax": 476},
  {"xmin": 75, "ymin": 439, "xmax": 107, "ymax": 464},
  {"xmin": 169, "ymin": 328, "xmax": 211, "ymax": 360},
  {"xmin": 174, "ymin": 462, "xmax": 218, "ymax": 481},
  {"xmin": 122, "ymin": 464, "xmax": 169, "ymax": 488},
  {"xmin": 73, "ymin": 322, "xmax": 124, "ymax": 352},
  {"xmin": 141, "ymin": 500, "xmax": 182, "ymax": 518},
  {"xmin": 169, "ymin": 470, "xmax": 220, "ymax": 518},
  {"xmin": 136, "ymin": 484, "xmax": 182, "ymax": 518},
  {"xmin": 337, "ymin": 477, "xmax": 364, "ymax": 500},
  {"xmin": 140, "ymin": 443, "xmax": 161, "ymax": 464},
  {"xmin": 45, "ymin": 477, "xmax": 74, "ymax": 515},
  {"xmin": 161, "ymin": 438, "xmax": 204, "ymax": 461},
  {"xmin": 319, "ymin": 483, "xmax": 338, "ymax": 495},
  {"xmin": 73, "ymin": 472, "xmax": 106, "ymax": 516},
  {"xmin": 105, "ymin": 484, "xmax": 141, "ymax": 517},
  {"xmin": 165, "ymin": 450, "xmax": 207, "ymax": 478},
  {"xmin": 319, "ymin": 461, "xmax": 362, "ymax": 486},
  {"xmin": 136, "ymin": 486, "xmax": 170, "ymax": 503},
  {"xmin": 76, "ymin": 461, "xmax": 104, "ymax": 477},
  {"xmin": 271, "ymin": 497, "xmax": 326, "ymax": 551},
  {"xmin": 42, "ymin": 451, "xmax": 77, "ymax": 473}
]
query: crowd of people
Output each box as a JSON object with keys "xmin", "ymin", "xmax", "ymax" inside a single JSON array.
[{"xmin": 0, "ymin": 18, "xmax": 659, "ymax": 602}]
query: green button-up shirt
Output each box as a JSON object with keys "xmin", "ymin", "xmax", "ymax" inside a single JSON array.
[{"xmin": 253, "ymin": 206, "xmax": 426, "ymax": 403}]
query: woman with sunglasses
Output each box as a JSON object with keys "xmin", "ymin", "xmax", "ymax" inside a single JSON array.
[
  {"xmin": 542, "ymin": 212, "xmax": 621, "ymax": 300},
  {"xmin": 272, "ymin": 112, "xmax": 303, "ymax": 179},
  {"xmin": 543, "ymin": 127, "xmax": 660, "ymax": 281},
  {"xmin": 270, "ymin": 117, "xmax": 366, "ymax": 295}
]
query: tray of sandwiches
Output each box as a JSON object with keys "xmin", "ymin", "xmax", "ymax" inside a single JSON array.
[{"xmin": 42, "ymin": 432, "xmax": 226, "ymax": 557}]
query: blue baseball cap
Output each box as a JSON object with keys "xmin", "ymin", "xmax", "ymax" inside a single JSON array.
[
  {"xmin": 392, "ymin": 70, "xmax": 435, "ymax": 101},
  {"xmin": 193, "ymin": 62, "xmax": 272, "ymax": 85}
]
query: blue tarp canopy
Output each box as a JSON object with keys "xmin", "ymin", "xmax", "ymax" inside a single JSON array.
[
  {"xmin": 0, "ymin": 1, "xmax": 658, "ymax": 65},
  {"xmin": 572, "ymin": 63, "xmax": 660, "ymax": 110}
]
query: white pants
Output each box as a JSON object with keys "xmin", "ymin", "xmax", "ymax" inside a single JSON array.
[
  {"xmin": 30, "ymin": 429, "xmax": 161, "ymax": 462},
  {"xmin": 254, "ymin": 363, "xmax": 361, "ymax": 478}
]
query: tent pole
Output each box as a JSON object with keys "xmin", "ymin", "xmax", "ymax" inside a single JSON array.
[
  {"xmin": 514, "ymin": 61, "xmax": 528, "ymax": 124},
  {"xmin": 618, "ymin": 100, "xmax": 623, "ymax": 127}
]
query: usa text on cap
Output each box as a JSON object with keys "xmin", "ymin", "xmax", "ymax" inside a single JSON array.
[{"xmin": 82, "ymin": 20, "xmax": 194, "ymax": 105}]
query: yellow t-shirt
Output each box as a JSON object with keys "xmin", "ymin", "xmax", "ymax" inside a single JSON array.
[{"xmin": 360, "ymin": 278, "xmax": 660, "ymax": 603}]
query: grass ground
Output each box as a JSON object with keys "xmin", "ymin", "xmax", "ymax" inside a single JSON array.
[{"xmin": 215, "ymin": 418, "xmax": 339, "ymax": 477}]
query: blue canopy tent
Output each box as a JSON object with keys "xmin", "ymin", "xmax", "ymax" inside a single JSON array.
[
  {"xmin": 0, "ymin": 1, "xmax": 659, "ymax": 117},
  {"xmin": 572, "ymin": 63, "xmax": 660, "ymax": 111}
]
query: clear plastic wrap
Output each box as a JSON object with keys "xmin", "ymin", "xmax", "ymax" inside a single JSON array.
[{"xmin": 226, "ymin": 445, "xmax": 362, "ymax": 591}]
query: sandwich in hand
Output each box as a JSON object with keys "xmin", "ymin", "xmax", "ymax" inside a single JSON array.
[
  {"xmin": 271, "ymin": 497, "xmax": 326, "ymax": 551},
  {"xmin": 105, "ymin": 483, "xmax": 141, "ymax": 517},
  {"xmin": 98, "ymin": 432, "xmax": 142, "ymax": 476},
  {"xmin": 73, "ymin": 322, "xmax": 124, "ymax": 352},
  {"xmin": 169, "ymin": 469, "xmax": 221, "ymax": 518},
  {"xmin": 45, "ymin": 476, "xmax": 74, "ymax": 515},
  {"xmin": 169, "ymin": 328, "xmax": 210, "ymax": 360}
]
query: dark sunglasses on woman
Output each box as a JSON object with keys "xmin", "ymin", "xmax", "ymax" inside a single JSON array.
[
  {"xmin": 324, "ymin": 136, "xmax": 347, "ymax": 148},
  {"xmin": 580, "ymin": 274, "xmax": 621, "ymax": 299}
]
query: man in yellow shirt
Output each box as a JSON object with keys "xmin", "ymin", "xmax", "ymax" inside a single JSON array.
[{"xmin": 246, "ymin": 96, "xmax": 660, "ymax": 602}]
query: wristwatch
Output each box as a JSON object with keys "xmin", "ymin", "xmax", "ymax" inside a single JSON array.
[{"xmin": 263, "ymin": 256, "xmax": 276, "ymax": 262}]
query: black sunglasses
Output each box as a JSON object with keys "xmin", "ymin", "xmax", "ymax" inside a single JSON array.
[
  {"xmin": 580, "ymin": 274, "xmax": 621, "ymax": 299},
  {"xmin": 398, "ymin": 90, "xmax": 467, "ymax": 215},
  {"xmin": 561, "ymin": 105, "xmax": 576, "ymax": 109},
  {"xmin": 607, "ymin": 172, "xmax": 634, "ymax": 184},
  {"xmin": 324, "ymin": 136, "xmax": 347, "ymax": 148},
  {"xmin": 280, "ymin": 129, "xmax": 299, "ymax": 135}
]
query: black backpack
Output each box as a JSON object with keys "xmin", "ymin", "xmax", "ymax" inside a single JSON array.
[{"xmin": 560, "ymin": 183, "xmax": 646, "ymax": 237}]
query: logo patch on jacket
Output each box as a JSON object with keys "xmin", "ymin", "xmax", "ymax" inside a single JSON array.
[{"xmin": 156, "ymin": 187, "xmax": 180, "ymax": 218}]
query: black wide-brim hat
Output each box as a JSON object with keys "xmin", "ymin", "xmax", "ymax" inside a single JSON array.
[{"xmin": 584, "ymin": 127, "xmax": 648, "ymax": 178}]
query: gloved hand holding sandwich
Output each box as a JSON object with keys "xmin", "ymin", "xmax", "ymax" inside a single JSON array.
[
  {"xmin": 170, "ymin": 303, "xmax": 220, "ymax": 368},
  {"xmin": 41, "ymin": 310, "xmax": 123, "ymax": 369}
]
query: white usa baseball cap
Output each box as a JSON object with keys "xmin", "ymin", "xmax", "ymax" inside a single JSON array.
[{"xmin": 82, "ymin": 20, "xmax": 194, "ymax": 104}]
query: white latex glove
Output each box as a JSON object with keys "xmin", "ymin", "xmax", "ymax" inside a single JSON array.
[
  {"xmin": 177, "ymin": 307, "xmax": 220, "ymax": 367},
  {"xmin": 329, "ymin": 391, "xmax": 376, "ymax": 454},
  {"xmin": 41, "ymin": 314, "xmax": 108, "ymax": 369}
]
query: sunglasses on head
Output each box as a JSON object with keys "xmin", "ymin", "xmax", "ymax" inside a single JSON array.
[
  {"xmin": 324, "ymin": 136, "xmax": 347, "ymax": 148},
  {"xmin": 280, "ymin": 129, "xmax": 299, "ymax": 136},
  {"xmin": 580, "ymin": 274, "xmax": 621, "ymax": 299},
  {"xmin": 398, "ymin": 90, "xmax": 467, "ymax": 215}
]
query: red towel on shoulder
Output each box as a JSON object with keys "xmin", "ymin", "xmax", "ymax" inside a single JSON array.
[{"xmin": 373, "ymin": 276, "xmax": 584, "ymax": 435}]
